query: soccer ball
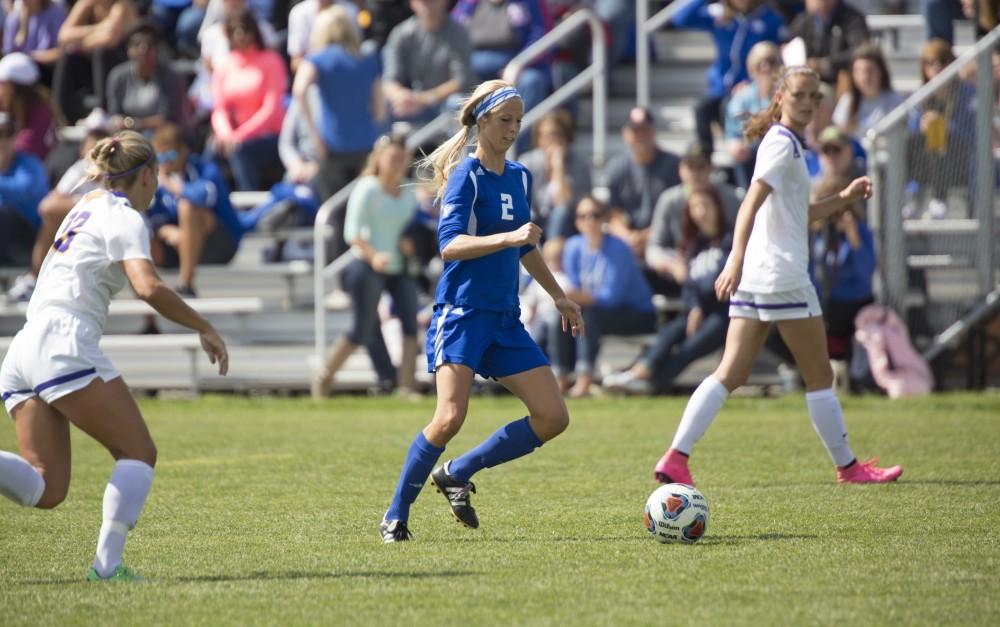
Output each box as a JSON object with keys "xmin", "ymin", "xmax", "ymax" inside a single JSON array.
[{"xmin": 643, "ymin": 483, "xmax": 709, "ymax": 544}]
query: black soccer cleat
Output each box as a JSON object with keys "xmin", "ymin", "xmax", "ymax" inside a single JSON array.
[
  {"xmin": 430, "ymin": 462, "xmax": 479, "ymax": 529},
  {"xmin": 380, "ymin": 519, "xmax": 412, "ymax": 543}
]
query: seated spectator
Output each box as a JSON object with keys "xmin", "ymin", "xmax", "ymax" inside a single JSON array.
[
  {"xmin": 287, "ymin": 0, "xmax": 361, "ymax": 72},
  {"xmin": 452, "ymin": 0, "xmax": 551, "ymax": 131},
  {"xmin": 293, "ymin": 5, "xmax": 384, "ymax": 206},
  {"xmin": 814, "ymin": 125, "xmax": 865, "ymax": 181},
  {"xmin": 832, "ymin": 43, "xmax": 905, "ymax": 137},
  {"xmin": 53, "ymin": 0, "xmax": 139, "ymax": 124},
  {"xmin": 723, "ymin": 41, "xmax": 779, "ymax": 189},
  {"xmin": 0, "ymin": 113, "xmax": 49, "ymax": 268},
  {"xmin": 786, "ymin": 0, "xmax": 870, "ymax": 88},
  {"xmin": 148, "ymin": 124, "xmax": 243, "ymax": 296},
  {"xmin": 605, "ymin": 107, "xmax": 681, "ymax": 258},
  {"xmin": 552, "ymin": 196, "xmax": 656, "ymax": 398},
  {"xmin": 0, "ymin": 53, "xmax": 57, "ymax": 160},
  {"xmin": 106, "ymin": 21, "xmax": 187, "ymax": 134},
  {"xmin": 210, "ymin": 8, "xmax": 287, "ymax": 191},
  {"xmin": 518, "ymin": 109, "xmax": 591, "ymax": 240},
  {"xmin": 200, "ymin": 0, "xmax": 278, "ymax": 73},
  {"xmin": 6, "ymin": 126, "xmax": 108, "ymax": 303},
  {"xmin": 3, "ymin": 0, "xmax": 68, "ymax": 76},
  {"xmin": 646, "ymin": 142, "xmax": 740, "ymax": 296},
  {"xmin": 312, "ymin": 134, "xmax": 420, "ymax": 398},
  {"xmin": 382, "ymin": 0, "xmax": 472, "ymax": 125},
  {"xmin": 906, "ymin": 38, "xmax": 976, "ymax": 216},
  {"xmin": 668, "ymin": 0, "xmax": 786, "ymax": 155},
  {"xmin": 605, "ymin": 189, "xmax": 732, "ymax": 394},
  {"xmin": 809, "ymin": 175, "xmax": 875, "ymax": 365}
]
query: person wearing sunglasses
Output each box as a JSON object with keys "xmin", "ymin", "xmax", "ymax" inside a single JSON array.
[
  {"xmin": 146, "ymin": 123, "xmax": 242, "ymax": 298},
  {"xmin": 814, "ymin": 125, "xmax": 864, "ymax": 182},
  {"xmin": 554, "ymin": 196, "xmax": 656, "ymax": 398}
]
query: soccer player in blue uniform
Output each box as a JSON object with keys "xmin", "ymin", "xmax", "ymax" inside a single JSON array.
[{"xmin": 379, "ymin": 80, "xmax": 585, "ymax": 542}]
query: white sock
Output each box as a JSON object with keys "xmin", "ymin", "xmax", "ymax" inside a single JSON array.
[
  {"xmin": 93, "ymin": 460, "xmax": 154, "ymax": 577},
  {"xmin": 0, "ymin": 450, "xmax": 45, "ymax": 507},
  {"xmin": 806, "ymin": 388, "xmax": 855, "ymax": 467},
  {"xmin": 670, "ymin": 376, "xmax": 729, "ymax": 455}
]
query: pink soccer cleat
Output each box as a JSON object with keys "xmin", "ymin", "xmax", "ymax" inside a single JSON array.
[
  {"xmin": 653, "ymin": 449, "xmax": 694, "ymax": 486},
  {"xmin": 836, "ymin": 457, "xmax": 903, "ymax": 484}
]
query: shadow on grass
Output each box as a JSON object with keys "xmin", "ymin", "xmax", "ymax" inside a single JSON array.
[
  {"xmin": 176, "ymin": 570, "xmax": 480, "ymax": 583},
  {"xmin": 18, "ymin": 570, "xmax": 480, "ymax": 586},
  {"xmin": 895, "ymin": 479, "xmax": 1000, "ymax": 486},
  {"xmin": 699, "ymin": 533, "xmax": 818, "ymax": 545}
]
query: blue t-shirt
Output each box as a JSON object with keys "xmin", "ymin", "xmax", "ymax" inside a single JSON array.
[
  {"xmin": 435, "ymin": 156, "xmax": 534, "ymax": 312},
  {"xmin": 148, "ymin": 155, "xmax": 243, "ymax": 243},
  {"xmin": 307, "ymin": 44, "xmax": 380, "ymax": 153},
  {"xmin": 563, "ymin": 234, "xmax": 654, "ymax": 313},
  {"xmin": 0, "ymin": 152, "xmax": 48, "ymax": 228}
]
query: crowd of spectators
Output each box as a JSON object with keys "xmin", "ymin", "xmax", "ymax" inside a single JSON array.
[{"xmin": 0, "ymin": 0, "xmax": 995, "ymax": 395}]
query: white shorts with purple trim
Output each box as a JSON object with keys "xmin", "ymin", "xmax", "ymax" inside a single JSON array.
[
  {"xmin": 1, "ymin": 314, "xmax": 119, "ymax": 415},
  {"xmin": 728, "ymin": 286, "xmax": 822, "ymax": 322}
]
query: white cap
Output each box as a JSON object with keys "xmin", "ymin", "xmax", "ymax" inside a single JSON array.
[{"xmin": 0, "ymin": 52, "xmax": 39, "ymax": 85}]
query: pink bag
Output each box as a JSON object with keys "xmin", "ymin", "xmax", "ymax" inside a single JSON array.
[{"xmin": 854, "ymin": 305, "xmax": 934, "ymax": 398}]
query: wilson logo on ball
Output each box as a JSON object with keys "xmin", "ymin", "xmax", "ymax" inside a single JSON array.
[{"xmin": 661, "ymin": 494, "xmax": 689, "ymax": 520}]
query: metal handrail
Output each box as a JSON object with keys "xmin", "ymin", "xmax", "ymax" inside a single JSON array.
[
  {"xmin": 312, "ymin": 113, "xmax": 453, "ymax": 367},
  {"xmin": 501, "ymin": 8, "xmax": 607, "ymax": 170},
  {"xmin": 635, "ymin": 0, "xmax": 685, "ymax": 109},
  {"xmin": 866, "ymin": 25, "xmax": 999, "ymax": 318}
]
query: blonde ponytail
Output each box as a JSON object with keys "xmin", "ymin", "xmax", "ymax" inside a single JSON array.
[
  {"xmin": 418, "ymin": 79, "xmax": 516, "ymax": 196},
  {"xmin": 86, "ymin": 130, "xmax": 157, "ymax": 189}
]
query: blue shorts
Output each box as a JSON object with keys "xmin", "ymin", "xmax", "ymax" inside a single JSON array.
[{"xmin": 426, "ymin": 305, "xmax": 549, "ymax": 379}]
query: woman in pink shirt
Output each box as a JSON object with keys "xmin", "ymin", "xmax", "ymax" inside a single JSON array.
[{"xmin": 211, "ymin": 8, "xmax": 286, "ymax": 191}]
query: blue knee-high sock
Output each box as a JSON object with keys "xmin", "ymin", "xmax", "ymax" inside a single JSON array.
[
  {"xmin": 448, "ymin": 417, "xmax": 543, "ymax": 483},
  {"xmin": 385, "ymin": 432, "xmax": 445, "ymax": 522}
]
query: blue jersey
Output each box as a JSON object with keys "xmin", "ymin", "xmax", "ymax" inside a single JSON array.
[{"xmin": 435, "ymin": 156, "xmax": 534, "ymax": 312}]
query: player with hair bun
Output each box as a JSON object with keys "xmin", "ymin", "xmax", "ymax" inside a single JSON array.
[
  {"xmin": 0, "ymin": 131, "xmax": 228, "ymax": 581},
  {"xmin": 379, "ymin": 80, "xmax": 584, "ymax": 543},
  {"xmin": 652, "ymin": 66, "xmax": 904, "ymax": 487}
]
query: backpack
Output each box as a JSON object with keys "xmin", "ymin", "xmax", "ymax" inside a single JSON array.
[{"xmin": 854, "ymin": 304, "xmax": 934, "ymax": 398}]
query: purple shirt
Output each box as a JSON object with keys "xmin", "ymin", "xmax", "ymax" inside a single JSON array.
[{"xmin": 3, "ymin": 4, "xmax": 68, "ymax": 56}]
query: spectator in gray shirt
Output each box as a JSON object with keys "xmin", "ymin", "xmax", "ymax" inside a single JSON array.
[
  {"xmin": 605, "ymin": 106, "xmax": 681, "ymax": 259},
  {"xmin": 382, "ymin": 0, "xmax": 472, "ymax": 124},
  {"xmin": 646, "ymin": 143, "xmax": 740, "ymax": 296},
  {"xmin": 105, "ymin": 21, "xmax": 186, "ymax": 134}
]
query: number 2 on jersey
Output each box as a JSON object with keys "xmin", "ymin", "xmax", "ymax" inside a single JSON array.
[
  {"xmin": 500, "ymin": 193, "xmax": 514, "ymax": 221},
  {"xmin": 52, "ymin": 210, "xmax": 92, "ymax": 253}
]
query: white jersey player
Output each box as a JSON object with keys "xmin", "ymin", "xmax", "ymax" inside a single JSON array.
[
  {"xmin": 0, "ymin": 132, "xmax": 228, "ymax": 581},
  {"xmin": 652, "ymin": 66, "xmax": 903, "ymax": 486}
]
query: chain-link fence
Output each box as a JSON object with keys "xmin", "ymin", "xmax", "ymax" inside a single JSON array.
[{"xmin": 867, "ymin": 26, "xmax": 999, "ymax": 345}]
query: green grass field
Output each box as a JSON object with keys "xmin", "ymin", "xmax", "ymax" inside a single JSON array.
[{"xmin": 2, "ymin": 392, "xmax": 999, "ymax": 625}]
